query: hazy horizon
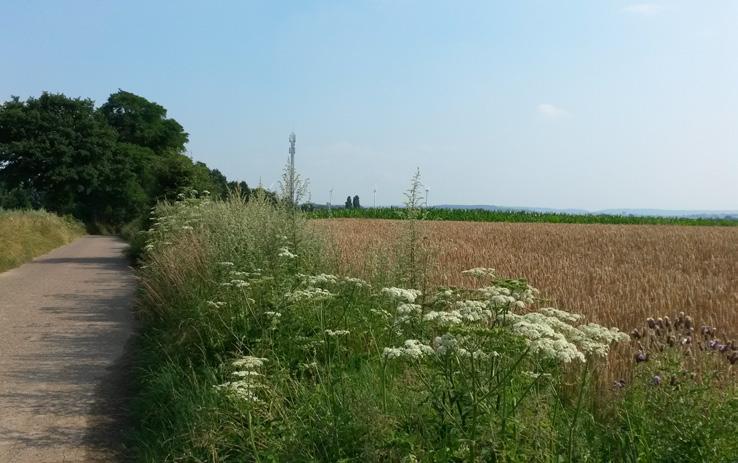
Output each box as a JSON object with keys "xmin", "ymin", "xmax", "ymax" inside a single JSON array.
[{"xmin": 1, "ymin": 1, "xmax": 736, "ymax": 210}]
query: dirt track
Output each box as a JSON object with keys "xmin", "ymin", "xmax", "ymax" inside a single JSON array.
[{"xmin": 0, "ymin": 236, "xmax": 135, "ymax": 462}]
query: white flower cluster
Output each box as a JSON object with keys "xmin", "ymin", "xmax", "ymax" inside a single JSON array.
[
  {"xmin": 395, "ymin": 303, "xmax": 422, "ymax": 324},
  {"xmin": 381, "ymin": 287, "xmax": 422, "ymax": 303},
  {"xmin": 214, "ymin": 356, "xmax": 268, "ymax": 402},
  {"xmin": 383, "ymin": 339, "xmax": 435, "ymax": 359},
  {"xmin": 478, "ymin": 284, "xmax": 536, "ymax": 310},
  {"xmin": 298, "ymin": 273, "xmax": 339, "ymax": 286},
  {"xmin": 207, "ymin": 300, "xmax": 226, "ymax": 309},
  {"xmin": 539, "ymin": 307, "xmax": 582, "ymax": 323},
  {"xmin": 384, "ymin": 334, "xmax": 497, "ymax": 361},
  {"xmin": 424, "ymin": 300, "xmax": 494, "ymax": 326},
  {"xmin": 278, "ymin": 247, "xmax": 297, "ymax": 259},
  {"xmin": 500, "ymin": 310, "xmax": 629, "ymax": 363},
  {"xmin": 285, "ymin": 287, "xmax": 336, "ymax": 303},
  {"xmin": 462, "ymin": 267, "xmax": 496, "ymax": 278},
  {"xmin": 325, "ymin": 329, "xmax": 350, "ymax": 337},
  {"xmin": 341, "ymin": 276, "xmax": 371, "ymax": 288}
]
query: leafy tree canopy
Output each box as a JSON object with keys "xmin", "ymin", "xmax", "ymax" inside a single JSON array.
[{"xmin": 0, "ymin": 90, "xmax": 250, "ymax": 228}]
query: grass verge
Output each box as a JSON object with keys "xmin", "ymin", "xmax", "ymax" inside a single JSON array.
[
  {"xmin": 0, "ymin": 209, "xmax": 85, "ymax": 272},
  {"xmin": 129, "ymin": 193, "xmax": 737, "ymax": 462}
]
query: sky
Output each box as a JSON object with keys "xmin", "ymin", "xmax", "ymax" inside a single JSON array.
[{"xmin": 1, "ymin": 1, "xmax": 737, "ymax": 210}]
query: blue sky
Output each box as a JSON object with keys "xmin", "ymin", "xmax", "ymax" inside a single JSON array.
[{"xmin": 1, "ymin": 1, "xmax": 736, "ymax": 210}]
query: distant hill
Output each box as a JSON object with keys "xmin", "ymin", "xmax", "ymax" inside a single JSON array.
[{"xmin": 434, "ymin": 205, "xmax": 738, "ymax": 220}]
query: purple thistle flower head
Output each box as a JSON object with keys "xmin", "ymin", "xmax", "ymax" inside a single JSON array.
[
  {"xmin": 635, "ymin": 351, "xmax": 648, "ymax": 363},
  {"xmin": 651, "ymin": 375, "xmax": 662, "ymax": 386}
]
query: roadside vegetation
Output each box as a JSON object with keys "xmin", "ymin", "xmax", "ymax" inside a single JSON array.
[
  {"xmin": 0, "ymin": 91, "xmax": 264, "ymax": 233},
  {"xmin": 129, "ymin": 177, "xmax": 737, "ymax": 461},
  {"xmin": 308, "ymin": 206, "xmax": 738, "ymax": 226},
  {"xmin": 0, "ymin": 209, "xmax": 84, "ymax": 272}
]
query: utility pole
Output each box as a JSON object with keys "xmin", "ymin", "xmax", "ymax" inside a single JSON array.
[
  {"xmin": 425, "ymin": 186, "xmax": 430, "ymax": 208},
  {"xmin": 373, "ymin": 186, "xmax": 377, "ymax": 208},
  {"xmin": 328, "ymin": 188, "xmax": 333, "ymax": 213}
]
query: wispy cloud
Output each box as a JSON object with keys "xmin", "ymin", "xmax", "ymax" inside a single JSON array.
[
  {"xmin": 623, "ymin": 3, "xmax": 665, "ymax": 16},
  {"xmin": 537, "ymin": 103, "xmax": 570, "ymax": 119}
]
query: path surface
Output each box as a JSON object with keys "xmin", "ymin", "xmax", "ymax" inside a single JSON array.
[{"xmin": 0, "ymin": 236, "xmax": 136, "ymax": 462}]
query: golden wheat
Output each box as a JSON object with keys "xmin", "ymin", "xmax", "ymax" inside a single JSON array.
[{"xmin": 315, "ymin": 218, "xmax": 738, "ymax": 338}]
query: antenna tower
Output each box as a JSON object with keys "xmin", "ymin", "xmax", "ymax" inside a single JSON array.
[{"xmin": 287, "ymin": 132, "xmax": 296, "ymax": 205}]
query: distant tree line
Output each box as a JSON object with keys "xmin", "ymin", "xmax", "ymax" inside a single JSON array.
[
  {"xmin": 0, "ymin": 90, "xmax": 260, "ymax": 228},
  {"xmin": 345, "ymin": 195, "xmax": 361, "ymax": 209}
]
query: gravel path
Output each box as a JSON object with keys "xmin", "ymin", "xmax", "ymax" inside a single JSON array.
[{"xmin": 0, "ymin": 236, "xmax": 136, "ymax": 462}]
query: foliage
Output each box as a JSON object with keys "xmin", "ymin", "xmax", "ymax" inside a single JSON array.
[
  {"xmin": 125, "ymin": 188, "xmax": 738, "ymax": 462},
  {"xmin": 0, "ymin": 91, "xmax": 246, "ymax": 230},
  {"xmin": 0, "ymin": 209, "xmax": 84, "ymax": 272},
  {"xmin": 308, "ymin": 206, "xmax": 738, "ymax": 226}
]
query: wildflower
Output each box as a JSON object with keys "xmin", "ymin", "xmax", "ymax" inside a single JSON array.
[
  {"xmin": 635, "ymin": 351, "xmax": 648, "ymax": 363},
  {"xmin": 383, "ymin": 339, "xmax": 434, "ymax": 360},
  {"xmin": 144, "ymin": 244, "xmax": 154, "ymax": 252},
  {"xmin": 651, "ymin": 375, "xmax": 662, "ymax": 386},
  {"xmin": 264, "ymin": 311, "xmax": 281, "ymax": 318},
  {"xmin": 539, "ymin": 307, "xmax": 582, "ymax": 323},
  {"xmin": 341, "ymin": 276, "xmax": 371, "ymax": 288},
  {"xmin": 182, "ymin": 225, "xmax": 193, "ymax": 231},
  {"xmin": 325, "ymin": 329, "xmax": 350, "ymax": 337},
  {"xmin": 395, "ymin": 303, "xmax": 422, "ymax": 324},
  {"xmin": 285, "ymin": 287, "xmax": 336, "ymax": 303},
  {"xmin": 462, "ymin": 267, "xmax": 496, "ymax": 278},
  {"xmin": 424, "ymin": 310, "xmax": 463, "ymax": 325},
  {"xmin": 298, "ymin": 273, "xmax": 339, "ymax": 286},
  {"xmin": 206, "ymin": 300, "xmax": 226, "ymax": 308},
  {"xmin": 218, "ymin": 261, "xmax": 235, "ymax": 267},
  {"xmin": 613, "ymin": 379, "xmax": 626, "ymax": 389},
  {"xmin": 232, "ymin": 356, "xmax": 267, "ymax": 369},
  {"xmin": 381, "ymin": 287, "xmax": 422, "ymax": 303},
  {"xmin": 230, "ymin": 279, "xmax": 249, "ymax": 288},
  {"xmin": 278, "ymin": 247, "xmax": 297, "ymax": 259}
]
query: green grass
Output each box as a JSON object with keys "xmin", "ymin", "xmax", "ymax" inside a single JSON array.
[
  {"xmin": 128, "ymin": 195, "xmax": 738, "ymax": 462},
  {"xmin": 0, "ymin": 210, "xmax": 85, "ymax": 272},
  {"xmin": 307, "ymin": 207, "xmax": 738, "ymax": 226}
]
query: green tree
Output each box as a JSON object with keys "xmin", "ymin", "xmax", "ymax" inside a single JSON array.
[
  {"xmin": 99, "ymin": 90, "xmax": 188, "ymax": 155},
  {"xmin": 345, "ymin": 196, "xmax": 352, "ymax": 209},
  {"xmin": 0, "ymin": 92, "xmax": 141, "ymax": 223},
  {"xmin": 352, "ymin": 195, "xmax": 360, "ymax": 208}
]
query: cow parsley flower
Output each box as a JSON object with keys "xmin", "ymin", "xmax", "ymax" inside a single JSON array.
[
  {"xmin": 325, "ymin": 329, "xmax": 350, "ymax": 337},
  {"xmin": 383, "ymin": 339, "xmax": 434, "ymax": 359},
  {"xmin": 299, "ymin": 273, "xmax": 339, "ymax": 286},
  {"xmin": 232, "ymin": 356, "xmax": 268, "ymax": 369},
  {"xmin": 286, "ymin": 287, "xmax": 336, "ymax": 303},
  {"xmin": 381, "ymin": 287, "xmax": 422, "ymax": 303},
  {"xmin": 462, "ymin": 267, "xmax": 496, "ymax": 278},
  {"xmin": 278, "ymin": 247, "xmax": 297, "ymax": 259},
  {"xmin": 539, "ymin": 307, "xmax": 582, "ymax": 323}
]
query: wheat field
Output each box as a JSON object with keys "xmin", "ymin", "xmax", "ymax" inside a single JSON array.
[{"xmin": 316, "ymin": 218, "xmax": 738, "ymax": 339}]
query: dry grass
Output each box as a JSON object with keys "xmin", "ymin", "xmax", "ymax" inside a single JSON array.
[
  {"xmin": 0, "ymin": 210, "xmax": 85, "ymax": 273},
  {"xmin": 315, "ymin": 218, "xmax": 738, "ymax": 339}
]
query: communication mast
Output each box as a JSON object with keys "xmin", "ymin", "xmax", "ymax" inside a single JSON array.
[{"xmin": 287, "ymin": 132, "xmax": 296, "ymax": 205}]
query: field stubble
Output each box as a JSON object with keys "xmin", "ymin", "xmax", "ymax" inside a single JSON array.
[{"xmin": 316, "ymin": 218, "xmax": 738, "ymax": 376}]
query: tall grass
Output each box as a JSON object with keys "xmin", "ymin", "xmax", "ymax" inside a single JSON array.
[
  {"xmin": 308, "ymin": 207, "xmax": 738, "ymax": 226},
  {"xmin": 130, "ymin": 193, "xmax": 737, "ymax": 462},
  {"xmin": 0, "ymin": 209, "xmax": 85, "ymax": 272}
]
